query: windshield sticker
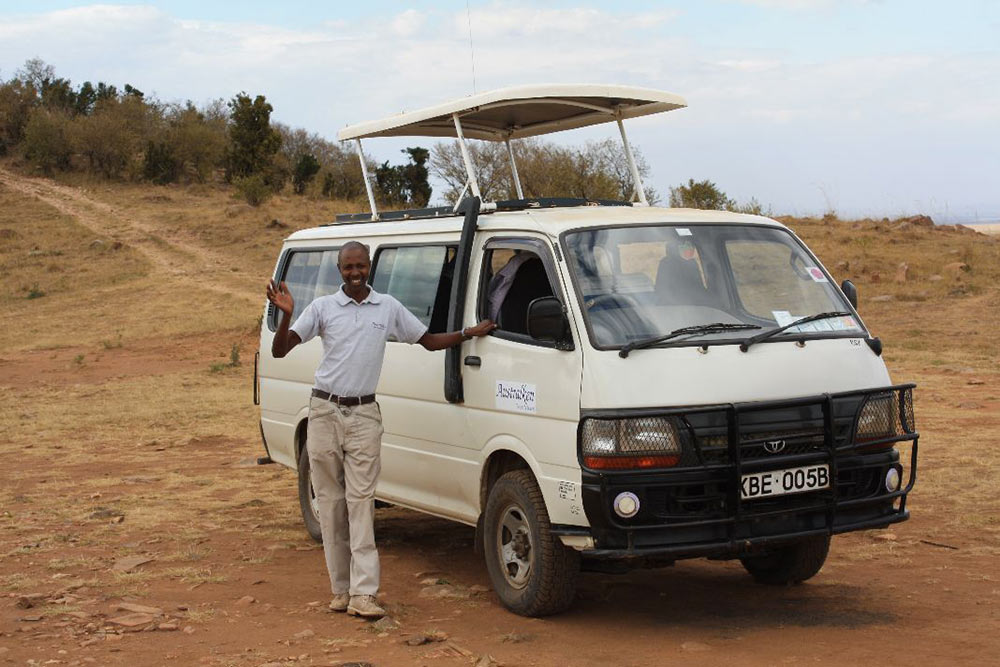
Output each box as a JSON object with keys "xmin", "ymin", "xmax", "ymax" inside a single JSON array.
[
  {"xmin": 773, "ymin": 310, "xmax": 795, "ymax": 327},
  {"xmin": 830, "ymin": 316, "xmax": 858, "ymax": 331},
  {"xmin": 675, "ymin": 228, "xmax": 693, "ymax": 236},
  {"xmin": 806, "ymin": 267, "xmax": 829, "ymax": 283},
  {"xmin": 496, "ymin": 381, "xmax": 537, "ymax": 414}
]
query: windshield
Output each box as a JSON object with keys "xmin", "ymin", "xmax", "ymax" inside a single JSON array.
[{"xmin": 563, "ymin": 224, "xmax": 864, "ymax": 349}]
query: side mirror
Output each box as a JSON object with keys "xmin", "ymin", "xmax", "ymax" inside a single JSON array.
[
  {"xmin": 841, "ymin": 279, "xmax": 858, "ymax": 309},
  {"xmin": 527, "ymin": 296, "xmax": 572, "ymax": 348}
]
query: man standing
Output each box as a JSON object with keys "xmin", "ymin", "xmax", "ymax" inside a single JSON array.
[{"xmin": 267, "ymin": 241, "xmax": 494, "ymax": 619}]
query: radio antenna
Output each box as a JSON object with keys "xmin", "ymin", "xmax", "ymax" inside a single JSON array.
[{"xmin": 466, "ymin": 0, "xmax": 477, "ymax": 93}]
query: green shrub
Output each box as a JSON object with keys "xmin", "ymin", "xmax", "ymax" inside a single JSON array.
[{"xmin": 234, "ymin": 173, "xmax": 273, "ymax": 207}]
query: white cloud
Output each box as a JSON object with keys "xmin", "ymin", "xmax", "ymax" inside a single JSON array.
[{"xmin": 0, "ymin": 3, "xmax": 996, "ymax": 219}]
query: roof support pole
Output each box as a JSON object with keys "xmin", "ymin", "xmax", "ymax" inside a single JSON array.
[
  {"xmin": 355, "ymin": 139, "xmax": 379, "ymax": 221},
  {"xmin": 452, "ymin": 113, "xmax": 481, "ymax": 200},
  {"xmin": 616, "ymin": 116, "xmax": 648, "ymax": 206},
  {"xmin": 505, "ymin": 137, "xmax": 524, "ymax": 199}
]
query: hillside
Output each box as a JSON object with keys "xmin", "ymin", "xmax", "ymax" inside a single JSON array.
[{"xmin": 1, "ymin": 166, "xmax": 999, "ymax": 666}]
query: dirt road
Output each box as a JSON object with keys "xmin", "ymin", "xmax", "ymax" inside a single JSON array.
[{"xmin": 1, "ymin": 169, "xmax": 998, "ymax": 666}]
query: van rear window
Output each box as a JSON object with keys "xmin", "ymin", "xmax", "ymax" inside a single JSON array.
[{"xmin": 270, "ymin": 248, "xmax": 341, "ymax": 330}]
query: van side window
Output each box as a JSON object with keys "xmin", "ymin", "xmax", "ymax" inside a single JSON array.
[
  {"xmin": 371, "ymin": 245, "xmax": 457, "ymax": 334},
  {"xmin": 270, "ymin": 248, "xmax": 341, "ymax": 330},
  {"xmin": 480, "ymin": 247, "xmax": 556, "ymax": 339}
]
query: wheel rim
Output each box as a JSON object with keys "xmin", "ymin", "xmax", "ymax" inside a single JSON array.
[{"xmin": 496, "ymin": 503, "xmax": 532, "ymax": 589}]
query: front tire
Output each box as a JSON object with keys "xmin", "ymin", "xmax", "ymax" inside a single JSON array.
[
  {"xmin": 297, "ymin": 443, "xmax": 322, "ymax": 543},
  {"xmin": 483, "ymin": 470, "xmax": 580, "ymax": 616},
  {"xmin": 739, "ymin": 535, "xmax": 830, "ymax": 585}
]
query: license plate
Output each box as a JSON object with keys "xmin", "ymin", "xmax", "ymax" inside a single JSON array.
[{"xmin": 740, "ymin": 464, "xmax": 830, "ymax": 500}]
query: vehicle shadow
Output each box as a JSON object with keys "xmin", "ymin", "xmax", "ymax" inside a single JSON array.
[{"xmin": 375, "ymin": 507, "xmax": 895, "ymax": 631}]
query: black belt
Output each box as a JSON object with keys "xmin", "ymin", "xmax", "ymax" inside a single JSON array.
[{"xmin": 311, "ymin": 389, "xmax": 376, "ymax": 406}]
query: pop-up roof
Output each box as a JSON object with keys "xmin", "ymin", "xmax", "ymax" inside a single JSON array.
[
  {"xmin": 337, "ymin": 84, "xmax": 687, "ymax": 220},
  {"xmin": 337, "ymin": 84, "xmax": 686, "ymax": 142}
]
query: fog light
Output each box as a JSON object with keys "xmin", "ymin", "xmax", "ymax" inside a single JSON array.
[
  {"xmin": 613, "ymin": 492, "xmax": 640, "ymax": 518},
  {"xmin": 885, "ymin": 467, "xmax": 901, "ymax": 492}
]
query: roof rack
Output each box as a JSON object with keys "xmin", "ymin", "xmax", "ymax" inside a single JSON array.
[
  {"xmin": 336, "ymin": 84, "xmax": 686, "ymax": 221},
  {"xmin": 331, "ymin": 196, "xmax": 632, "ymax": 225}
]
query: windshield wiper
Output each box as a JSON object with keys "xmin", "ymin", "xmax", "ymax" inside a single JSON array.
[
  {"xmin": 739, "ymin": 311, "xmax": 852, "ymax": 352},
  {"xmin": 619, "ymin": 323, "xmax": 762, "ymax": 358}
]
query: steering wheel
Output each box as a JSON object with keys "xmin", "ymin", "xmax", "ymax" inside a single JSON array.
[{"xmin": 585, "ymin": 292, "xmax": 640, "ymax": 312}]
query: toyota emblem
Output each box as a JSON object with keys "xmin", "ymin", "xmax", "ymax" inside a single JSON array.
[{"xmin": 763, "ymin": 439, "xmax": 786, "ymax": 454}]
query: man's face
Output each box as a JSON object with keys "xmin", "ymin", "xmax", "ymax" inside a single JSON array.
[{"xmin": 338, "ymin": 247, "xmax": 371, "ymax": 289}]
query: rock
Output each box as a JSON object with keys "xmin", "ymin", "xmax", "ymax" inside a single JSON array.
[
  {"xmin": 406, "ymin": 635, "xmax": 431, "ymax": 646},
  {"xmin": 928, "ymin": 274, "xmax": 943, "ymax": 282},
  {"xmin": 16, "ymin": 595, "xmax": 37, "ymax": 609},
  {"xmin": 111, "ymin": 555, "xmax": 153, "ymax": 572},
  {"xmin": 899, "ymin": 214, "xmax": 934, "ymax": 228},
  {"xmin": 19, "ymin": 614, "xmax": 42, "ymax": 622},
  {"xmin": 370, "ymin": 616, "xmax": 399, "ymax": 632},
  {"xmin": 89, "ymin": 239, "xmax": 106, "ymax": 249},
  {"xmin": 869, "ymin": 271, "xmax": 881, "ymax": 283},
  {"xmin": 183, "ymin": 625, "xmax": 196, "ymax": 634},
  {"xmin": 235, "ymin": 595, "xmax": 257, "ymax": 605},
  {"xmin": 943, "ymin": 262, "xmax": 970, "ymax": 277},
  {"xmin": 267, "ymin": 219, "xmax": 288, "ymax": 229},
  {"xmin": 681, "ymin": 641, "xmax": 712, "ymax": 652},
  {"xmin": 108, "ymin": 613, "xmax": 154, "ymax": 627},
  {"xmin": 475, "ymin": 655, "xmax": 500, "ymax": 667},
  {"xmin": 294, "ymin": 629, "xmax": 315, "ymax": 639},
  {"xmin": 967, "ymin": 379, "xmax": 985, "ymax": 385},
  {"xmin": 870, "ymin": 295, "xmax": 894, "ymax": 302},
  {"xmin": 116, "ymin": 602, "xmax": 163, "ymax": 615},
  {"xmin": 157, "ymin": 623, "xmax": 178, "ymax": 631},
  {"xmin": 873, "ymin": 533, "xmax": 897, "ymax": 541},
  {"xmin": 895, "ymin": 262, "xmax": 909, "ymax": 283}
]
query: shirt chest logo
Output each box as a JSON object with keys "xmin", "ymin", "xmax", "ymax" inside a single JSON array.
[{"xmin": 371, "ymin": 321, "xmax": 386, "ymax": 330}]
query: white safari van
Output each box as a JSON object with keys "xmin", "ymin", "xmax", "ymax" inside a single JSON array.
[{"xmin": 255, "ymin": 85, "xmax": 918, "ymax": 616}]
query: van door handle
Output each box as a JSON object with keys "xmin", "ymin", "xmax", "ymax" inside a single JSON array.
[{"xmin": 464, "ymin": 356, "xmax": 481, "ymax": 367}]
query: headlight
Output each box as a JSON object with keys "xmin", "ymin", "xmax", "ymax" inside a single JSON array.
[
  {"xmin": 855, "ymin": 388, "xmax": 915, "ymax": 448},
  {"xmin": 581, "ymin": 417, "xmax": 682, "ymax": 469}
]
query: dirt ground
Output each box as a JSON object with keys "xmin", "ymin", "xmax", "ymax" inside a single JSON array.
[{"xmin": 1, "ymin": 167, "xmax": 999, "ymax": 666}]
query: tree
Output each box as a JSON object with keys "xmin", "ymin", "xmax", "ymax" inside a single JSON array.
[
  {"xmin": 669, "ymin": 179, "xmax": 735, "ymax": 210},
  {"xmin": 292, "ymin": 153, "xmax": 321, "ymax": 194},
  {"xmin": 225, "ymin": 92, "xmax": 281, "ymax": 183},
  {"xmin": 0, "ymin": 79, "xmax": 37, "ymax": 154},
  {"xmin": 22, "ymin": 109, "xmax": 72, "ymax": 174},
  {"xmin": 163, "ymin": 102, "xmax": 228, "ymax": 183},
  {"xmin": 374, "ymin": 147, "xmax": 432, "ymax": 207},
  {"xmin": 430, "ymin": 137, "xmax": 656, "ymax": 204}
]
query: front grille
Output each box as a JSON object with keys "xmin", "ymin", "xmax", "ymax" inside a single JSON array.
[{"xmin": 678, "ymin": 397, "xmax": 862, "ymax": 466}]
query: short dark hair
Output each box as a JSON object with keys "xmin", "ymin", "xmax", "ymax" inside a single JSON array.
[{"xmin": 338, "ymin": 241, "xmax": 370, "ymax": 265}]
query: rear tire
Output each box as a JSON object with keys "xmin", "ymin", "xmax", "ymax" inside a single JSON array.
[
  {"xmin": 483, "ymin": 470, "xmax": 580, "ymax": 616},
  {"xmin": 739, "ymin": 535, "xmax": 830, "ymax": 585},
  {"xmin": 297, "ymin": 443, "xmax": 322, "ymax": 543}
]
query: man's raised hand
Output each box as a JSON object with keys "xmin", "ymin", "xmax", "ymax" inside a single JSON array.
[{"xmin": 266, "ymin": 279, "xmax": 295, "ymax": 316}]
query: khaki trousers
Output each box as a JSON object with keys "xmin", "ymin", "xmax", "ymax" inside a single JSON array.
[{"xmin": 306, "ymin": 397, "xmax": 383, "ymax": 597}]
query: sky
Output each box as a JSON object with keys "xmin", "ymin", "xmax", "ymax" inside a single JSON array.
[{"xmin": 1, "ymin": 1, "xmax": 998, "ymax": 222}]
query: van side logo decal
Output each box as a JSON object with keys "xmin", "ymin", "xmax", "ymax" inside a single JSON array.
[
  {"xmin": 763, "ymin": 440, "xmax": 786, "ymax": 454},
  {"xmin": 495, "ymin": 381, "xmax": 537, "ymax": 414}
]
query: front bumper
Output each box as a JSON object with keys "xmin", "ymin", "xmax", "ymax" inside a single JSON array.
[{"xmin": 558, "ymin": 384, "xmax": 918, "ymax": 560}]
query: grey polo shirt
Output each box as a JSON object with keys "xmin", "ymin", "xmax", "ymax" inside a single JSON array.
[{"xmin": 290, "ymin": 286, "xmax": 428, "ymax": 396}]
